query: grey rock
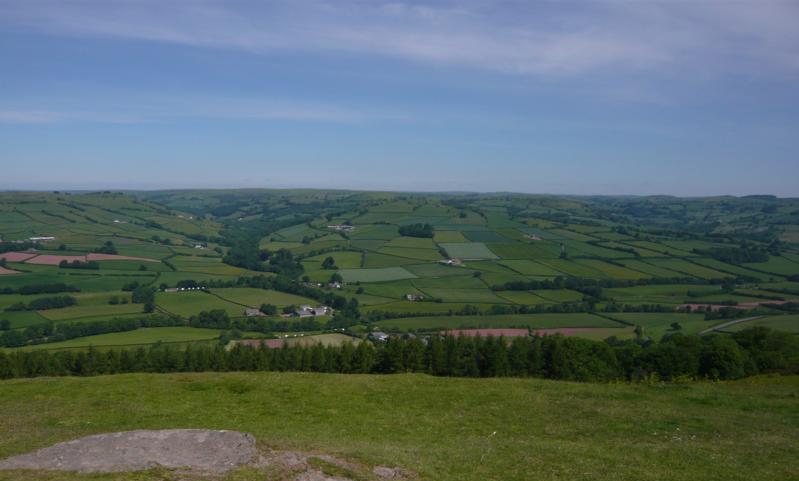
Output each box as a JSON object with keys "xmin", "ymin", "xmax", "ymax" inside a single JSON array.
[
  {"xmin": 0, "ymin": 429, "xmax": 256, "ymax": 473},
  {"xmin": 373, "ymin": 465, "xmax": 405, "ymax": 478}
]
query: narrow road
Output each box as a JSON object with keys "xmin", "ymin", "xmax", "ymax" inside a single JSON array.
[{"xmin": 700, "ymin": 316, "xmax": 762, "ymax": 335}]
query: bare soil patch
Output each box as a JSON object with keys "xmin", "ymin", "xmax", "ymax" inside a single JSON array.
[
  {"xmin": 532, "ymin": 327, "xmax": 615, "ymax": 336},
  {"xmin": 0, "ymin": 266, "xmax": 21, "ymax": 275},
  {"xmin": 0, "ymin": 252, "xmax": 36, "ymax": 263},
  {"xmin": 443, "ymin": 328, "xmax": 529, "ymax": 338},
  {"xmin": 25, "ymin": 255, "xmax": 86, "ymax": 265},
  {"xmin": 8, "ymin": 253, "xmax": 160, "ymax": 265}
]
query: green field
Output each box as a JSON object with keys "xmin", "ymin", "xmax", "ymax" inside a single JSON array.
[
  {"xmin": 604, "ymin": 284, "xmax": 724, "ymax": 305},
  {"xmin": 640, "ymin": 259, "xmax": 731, "ymax": 279},
  {"xmin": 605, "ymin": 313, "xmax": 716, "ymax": 339},
  {"xmin": 210, "ymin": 288, "xmax": 316, "ymax": 308},
  {"xmin": 486, "ymin": 242, "xmax": 562, "ymax": 259},
  {"xmin": 362, "ymin": 252, "xmax": 416, "ymax": 268},
  {"xmin": 374, "ymin": 313, "xmax": 617, "ymax": 331},
  {"xmin": 1, "ymin": 373, "xmax": 797, "ymax": 481},
  {"xmin": 377, "ymin": 246, "xmax": 443, "ymax": 261},
  {"xmin": 339, "ymin": 267, "xmax": 417, "ymax": 283},
  {"xmin": 743, "ymin": 257, "xmax": 799, "ymax": 277},
  {"xmin": 155, "ymin": 291, "xmax": 245, "ymax": 317},
  {"xmin": 439, "ymin": 243, "xmax": 499, "ymax": 260},
  {"xmin": 536, "ymin": 259, "xmax": 604, "ymax": 278},
  {"xmin": 499, "ymin": 259, "xmax": 564, "ymax": 276},
  {"xmin": 2, "ymin": 190, "xmax": 799, "ymax": 358},
  {"xmin": 0, "ymin": 311, "xmax": 50, "ymax": 329},
  {"xmin": 573, "ymin": 259, "xmax": 650, "ymax": 279},
  {"xmin": 5, "ymin": 327, "xmax": 221, "ymax": 351},
  {"xmin": 494, "ymin": 290, "xmax": 553, "ymax": 304},
  {"xmin": 617, "ymin": 259, "xmax": 687, "ymax": 277},
  {"xmin": 414, "ymin": 288, "xmax": 508, "ymax": 304},
  {"xmin": 302, "ymin": 251, "xmax": 363, "ymax": 269},
  {"xmin": 433, "ymin": 230, "xmax": 468, "ymax": 243},
  {"xmin": 689, "ymin": 258, "xmax": 776, "ymax": 281},
  {"xmin": 37, "ymin": 303, "xmax": 144, "ymax": 322},
  {"xmin": 531, "ymin": 289, "xmax": 585, "ymax": 303},
  {"xmin": 723, "ymin": 315, "xmax": 799, "ymax": 334}
]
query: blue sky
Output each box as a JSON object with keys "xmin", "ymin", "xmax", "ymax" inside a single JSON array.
[{"xmin": 1, "ymin": 0, "xmax": 798, "ymax": 196}]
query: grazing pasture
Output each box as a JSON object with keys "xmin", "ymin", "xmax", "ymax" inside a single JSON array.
[
  {"xmin": 499, "ymin": 259, "xmax": 564, "ymax": 276},
  {"xmin": 339, "ymin": 267, "xmax": 416, "ymax": 283},
  {"xmin": 495, "ymin": 290, "xmax": 553, "ymax": 304},
  {"xmin": 4, "ymin": 327, "xmax": 221, "ymax": 352},
  {"xmin": 374, "ymin": 313, "xmax": 620, "ymax": 331},
  {"xmin": 2, "ymin": 373, "xmax": 796, "ymax": 481},
  {"xmin": 433, "ymin": 230, "xmax": 469, "ymax": 243},
  {"xmin": 155, "ymin": 291, "xmax": 245, "ymax": 318},
  {"xmin": 572, "ymin": 259, "xmax": 650, "ymax": 279},
  {"xmin": 2, "ymin": 190, "xmax": 799, "ymax": 358},
  {"xmin": 210, "ymin": 288, "xmax": 316, "ymax": 308},
  {"xmin": 641, "ymin": 259, "xmax": 731, "ymax": 279},
  {"xmin": 744, "ymin": 256, "xmax": 799, "ymax": 276},
  {"xmin": 723, "ymin": 314, "xmax": 799, "ymax": 334},
  {"xmin": 439, "ymin": 242, "xmax": 499, "ymax": 260},
  {"xmin": 377, "ymin": 246, "xmax": 443, "ymax": 261},
  {"xmin": 605, "ymin": 312, "xmax": 714, "ymax": 339}
]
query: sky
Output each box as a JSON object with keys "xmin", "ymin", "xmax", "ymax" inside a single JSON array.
[{"xmin": 1, "ymin": 0, "xmax": 798, "ymax": 196}]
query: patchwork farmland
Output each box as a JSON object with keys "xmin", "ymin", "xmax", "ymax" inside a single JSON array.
[{"xmin": 1, "ymin": 190, "xmax": 798, "ymax": 353}]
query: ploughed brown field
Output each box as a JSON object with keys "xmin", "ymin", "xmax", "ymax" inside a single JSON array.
[
  {"xmin": 0, "ymin": 253, "xmax": 36, "ymax": 263},
  {"xmin": 443, "ymin": 328, "xmax": 530, "ymax": 337}
]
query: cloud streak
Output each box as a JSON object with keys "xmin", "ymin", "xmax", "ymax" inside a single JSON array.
[
  {"xmin": 0, "ymin": 94, "xmax": 405, "ymax": 125},
  {"xmin": 1, "ymin": 0, "xmax": 797, "ymax": 77}
]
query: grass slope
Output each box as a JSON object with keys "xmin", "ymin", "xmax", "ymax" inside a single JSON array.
[{"xmin": 0, "ymin": 373, "xmax": 797, "ymax": 481}]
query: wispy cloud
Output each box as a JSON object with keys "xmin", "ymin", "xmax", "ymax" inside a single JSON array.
[
  {"xmin": 0, "ymin": 110, "xmax": 139, "ymax": 124},
  {"xmin": 0, "ymin": 95, "xmax": 405, "ymax": 125},
  {"xmin": 1, "ymin": 0, "xmax": 797, "ymax": 77}
]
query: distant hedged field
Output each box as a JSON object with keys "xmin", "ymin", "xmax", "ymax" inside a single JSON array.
[{"xmin": 1, "ymin": 190, "xmax": 798, "ymax": 382}]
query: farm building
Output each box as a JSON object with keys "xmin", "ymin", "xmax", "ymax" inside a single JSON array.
[
  {"xmin": 327, "ymin": 224, "xmax": 355, "ymax": 233},
  {"xmin": 295, "ymin": 305, "xmax": 332, "ymax": 317},
  {"xmin": 405, "ymin": 294, "xmax": 425, "ymax": 301},
  {"xmin": 368, "ymin": 331, "xmax": 389, "ymax": 342},
  {"xmin": 245, "ymin": 308, "xmax": 264, "ymax": 317},
  {"xmin": 439, "ymin": 258, "xmax": 463, "ymax": 266}
]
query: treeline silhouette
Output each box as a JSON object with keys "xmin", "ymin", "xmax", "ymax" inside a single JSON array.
[
  {"xmin": 4, "ymin": 295, "xmax": 77, "ymax": 312},
  {"xmin": 1, "ymin": 327, "xmax": 796, "ymax": 382}
]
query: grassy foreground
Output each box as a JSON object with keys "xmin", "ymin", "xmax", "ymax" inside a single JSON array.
[{"xmin": 0, "ymin": 373, "xmax": 797, "ymax": 481}]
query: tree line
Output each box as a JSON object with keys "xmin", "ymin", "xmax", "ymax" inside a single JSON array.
[
  {"xmin": 0, "ymin": 283, "xmax": 80, "ymax": 295},
  {"xmin": 59, "ymin": 260, "xmax": 99, "ymax": 270},
  {"xmin": 494, "ymin": 275, "xmax": 755, "ymax": 292},
  {"xmin": 189, "ymin": 309, "xmax": 323, "ymax": 333},
  {"xmin": 398, "ymin": 223, "xmax": 434, "ymax": 238},
  {"xmin": 1, "ymin": 327, "xmax": 796, "ymax": 382},
  {"xmin": 4, "ymin": 295, "xmax": 77, "ymax": 312}
]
